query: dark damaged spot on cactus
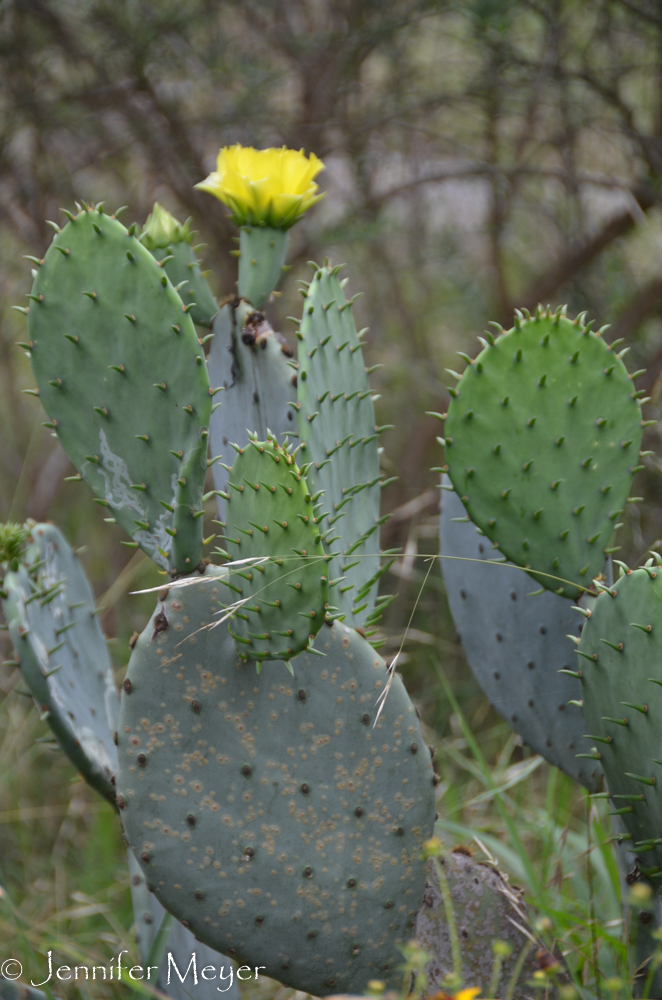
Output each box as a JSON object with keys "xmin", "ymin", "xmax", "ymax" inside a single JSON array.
[
  {"xmin": 1, "ymin": 523, "xmax": 119, "ymax": 804},
  {"xmin": 26, "ymin": 209, "xmax": 211, "ymax": 573},
  {"xmin": 117, "ymin": 568, "xmax": 434, "ymax": 996},
  {"xmin": 445, "ymin": 310, "xmax": 642, "ymax": 598}
]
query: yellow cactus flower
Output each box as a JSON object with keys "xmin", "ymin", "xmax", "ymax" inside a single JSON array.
[{"xmin": 195, "ymin": 144, "xmax": 325, "ymax": 229}]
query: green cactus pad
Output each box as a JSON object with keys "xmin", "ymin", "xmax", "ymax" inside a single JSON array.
[
  {"xmin": 417, "ymin": 850, "xmax": 540, "ymax": 998},
  {"xmin": 444, "ymin": 308, "xmax": 642, "ymax": 599},
  {"xmin": 223, "ymin": 437, "xmax": 329, "ymax": 661},
  {"xmin": 150, "ymin": 243, "xmax": 218, "ymax": 329},
  {"xmin": 580, "ymin": 564, "xmax": 662, "ymax": 873},
  {"xmin": 297, "ymin": 264, "xmax": 382, "ymax": 626},
  {"xmin": 139, "ymin": 202, "xmax": 218, "ymax": 329},
  {"xmin": 2, "ymin": 523, "xmax": 118, "ymax": 804},
  {"xmin": 117, "ymin": 568, "xmax": 435, "ymax": 996},
  {"xmin": 209, "ymin": 302, "xmax": 296, "ymax": 523},
  {"xmin": 26, "ymin": 207, "xmax": 211, "ymax": 573},
  {"xmin": 238, "ymin": 225, "xmax": 288, "ymax": 309}
]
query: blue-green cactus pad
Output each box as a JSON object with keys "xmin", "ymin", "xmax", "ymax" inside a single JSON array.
[
  {"xmin": 117, "ymin": 568, "xmax": 435, "ymax": 995},
  {"xmin": 209, "ymin": 302, "xmax": 296, "ymax": 524},
  {"xmin": 580, "ymin": 565, "xmax": 662, "ymax": 873},
  {"xmin": 26, "ymin": 207, "xmax": 211, "ymax": 572},
  {"xmin": 297, "ymin": 264, "xmax": 382, "ymax": 626},
  {"xmin": 444, "ymin": 309, "xmax": 642, "ymax": 599},
  {"xmin": 2, "ymin": 522, "xmax": 118, "ymax": 803},
  {"xmin": 440, "ymin": 480, "xmax": 602, "ymax": 791}
]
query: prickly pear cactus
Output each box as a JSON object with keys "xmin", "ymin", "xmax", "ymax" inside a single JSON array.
[
  {"xmin": 209, "ymin": 302, "xmax": 296, "ymax": 521},
  {"xmin": 579, "ymin": 562, "xmax": 662, "ymax": 875},
  {"xmin": 416, "ymin": 848, "xmax": 540, "ymax": 998},
  {"xmin": 117, "ymin": 567, "xmax": 435, "ymax": 996},
  {"xmin": 297, "ymin": 264, "xmax": 386, "ymax": 628},
  {"xmin": 222, "ymin": 436, "xmax": 330, "ymax": 661},
  {"xmin": 24, "ymin": 206, "xmax": 211, "ymax": 572},
  {"xmin": 443, "ymin": 307, "xmax": 643, "ymax": 599},
  {"xmin": 1, "ymin": 522, "xmax": 118, "ymax": 803},
  {"xmin": 440, "ymin": 478, "xmax": 602, "ymax": 791}
]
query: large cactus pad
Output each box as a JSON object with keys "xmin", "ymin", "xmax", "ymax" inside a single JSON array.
[
  {"xmin": 440, "ymin": 480, "xmax": 602, "ymax": 790},
  {"xmin": 2, "ymin": 523, "xmax": 118, "ymax": 803},
  {"xmin": 223, "ymin": 437, "xmax": 329, "ymax": 661},
  {"xmin": 444, "ymin": 308, "xmax": 642, "ymax": 599},
  {"xmin": 26, "ymin": 207, "xmax": 211, "ymax": 572},
  {"xmin": 297, "ymin": 264, "xmax": 382, "ymax": 626},
  {"xmin": 117, "ymin": 568, "xmax": 435, "ymax": 996},
  {"xmin": 580, "ymin": 565, "xmax": 662, "ymax": 874}
]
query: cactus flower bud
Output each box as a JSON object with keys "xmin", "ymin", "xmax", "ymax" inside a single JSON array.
[{"xmin": 139, "ymin": 202, "xmax": 191, "ymax": 250}]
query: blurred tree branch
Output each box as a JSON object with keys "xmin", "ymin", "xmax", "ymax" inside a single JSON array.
[{"xmin": 3, "ymin": 0, "xmax": 662, "ymax": 523}]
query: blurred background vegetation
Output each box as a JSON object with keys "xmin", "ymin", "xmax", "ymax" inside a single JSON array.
[{"xmin": 3, "ymin": 0, "xmax": 662, "ymax": 995}]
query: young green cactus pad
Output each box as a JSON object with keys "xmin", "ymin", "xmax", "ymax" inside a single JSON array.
[
  {"xmin": 417, "ymin": 848, "xmax": 540, "ymax": 998},
  {"xmin": 238, "ymin": 225, "xmax": 289, "ymax": 309},
  {"xmin": 25, "ymin": 206, "xmax": 211, "ymax": 573},
  {"xmin": 117, "ymin": 568, "xmax": 435, "ymax": 996},
  {"xmin": 440, "ymin": 479, "xmax": 602, "ymax": 791},
  {"xmin": 297, "ymin": 263, "xmax": 384, "ymax": 627},
  {"xmin": 223, "ymin": 436, "xmax": 329, "ymax": 661},
  {"xmin": 0, "ymin": 522, "xmax": 28, "ymax": 570},
  {"xmin": 140, "ymin": 203, "xmax": 219, "ymax": 328},
  {"xmin": 579, "ymin": 563, "xmax": 662, "ymax": 875},
  {"xmin": 209, "ymin": 301, "xmax": 296, "ymax": 519},
  {"xmin": 150, "ymin": 243, "xmax": 218, "ymax": 330},
  {"xmin": 1, "ymin": 522, "xmax": 119, "ymax": 804},
  {"xmin": 444, "ymin": 307, "xmax": 643, "ymax": 599}
]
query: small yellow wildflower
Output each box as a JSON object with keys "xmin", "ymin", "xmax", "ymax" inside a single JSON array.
[
  {"xmin": 429, "ymin": 989, "xmax": 484, "ymax": 1000},
  {"xmin": 195, "ymin": 144, "xmax": 325, "ymax": 228}
]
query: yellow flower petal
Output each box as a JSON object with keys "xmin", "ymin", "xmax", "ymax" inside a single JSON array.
[
  {"xmin": 195, "ymin": 144, "xmax": 325, "ymax": 228},
  {"xmin": 456, "ymin": 990, "xmax": 482, "ymax": 1000}
]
